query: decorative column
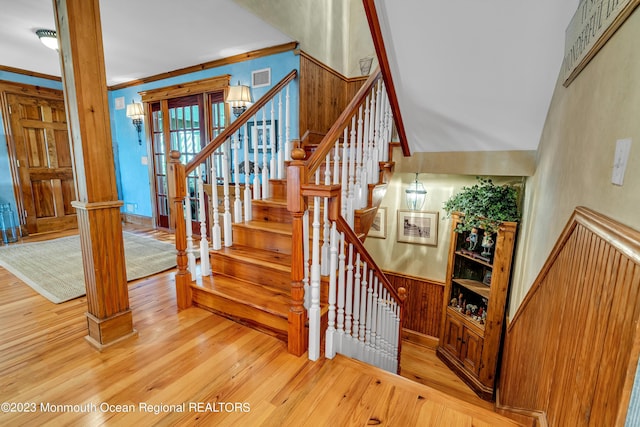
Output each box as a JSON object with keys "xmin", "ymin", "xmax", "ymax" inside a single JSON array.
[{"xmin": 54, "ymin": 0, "xmax": 135, "ymax": 349}]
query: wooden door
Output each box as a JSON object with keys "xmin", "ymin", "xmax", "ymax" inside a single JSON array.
[
  {"xmin": 461, "ymin": 327, "xmax": 483, "ymax": 375},
  {"xmin": 6, "ymin": 93, "xmax": 77, "ymax": 234},
  {"xmin": 442, "ymin": 313, "xmax": 463, "ymax": 358}
]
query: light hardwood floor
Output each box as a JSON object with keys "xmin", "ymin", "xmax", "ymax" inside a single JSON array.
[{"xmin": 0, "ymin": 225, "xmax": 519, "ymax": 426}]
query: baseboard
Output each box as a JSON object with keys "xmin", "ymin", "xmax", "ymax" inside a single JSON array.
[
  {"xmin": 494, "ymin": 387, "xmax": 548, "ymax": 427},
  {"xmin": 121, "ymin": 213, "xmax": 153, "ymax": 227},
  {"xmin": 402, "ymin": 328, "xmax": 438, "ymax": 349}
]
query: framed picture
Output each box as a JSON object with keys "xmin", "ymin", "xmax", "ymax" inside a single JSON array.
[
  {"xmin": 368, "ymin": 208, "xmax": 387, "ymax": 238},
  {"xmin": 397, "ymin": 210, "xmax": 438, "ymax": 246},
  {"xmin": 247, "ymin": 120, "xmax": 278, "ymax": 153}
]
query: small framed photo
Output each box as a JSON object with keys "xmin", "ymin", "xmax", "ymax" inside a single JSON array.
[
  {"xmin": 368, "ymin": 208, "xmax": 387, "ymax": 238},
  {"xmin": 397, "ymin": 210, "xmax": 438, "ymax": 246},
  {"xmin": 247, "ymin": 120, "xmax": 278, "ymax": 153}
]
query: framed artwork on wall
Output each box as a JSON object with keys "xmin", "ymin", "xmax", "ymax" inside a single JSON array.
[
  {"xmin": 368, "ymin": 207, "xmax": 387, "ymax": 238},
  {"xmin": 397, "ymin": 210, "xmax": 438, "ymax": 246},
  {"xmin": 247, "ymin": 120, "xmax": 277, "ymax": 153}
]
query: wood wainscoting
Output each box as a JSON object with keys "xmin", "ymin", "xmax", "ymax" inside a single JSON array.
[
  {"xmin": 298, "ymin": 51, "xmax": 367, "ymax": 136},
  {"xmin": 385, "ymin": 270, "xmax": 444, "ymax": 347},
  {"xmin": 497, "ymin": 207, "xmax": 640, "ymax": 426}
]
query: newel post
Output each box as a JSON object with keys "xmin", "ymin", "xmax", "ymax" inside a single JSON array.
[
  {"xmin": 396, "ymin": 286, "xmax": 408, "ymax": 374},
  {"xmin": 168, "ymin": 150, "xmax": 191, "ymax": 309},
  {"xmin": 287, "ymin": 146, "xmax": 308, "ymax": 356}
]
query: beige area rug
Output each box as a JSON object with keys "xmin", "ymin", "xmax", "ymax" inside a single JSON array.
[{"xmin": 0, "ymin": 232, "xmax": 178, "ymax": 304}]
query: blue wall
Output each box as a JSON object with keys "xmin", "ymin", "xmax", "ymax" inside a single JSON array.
[
  {"xmin": 109, "ymin": 49, "xmax": 300, "ymax": 218},
  {"xmin": 0, "ymin": 71, "xmax": 64, "ymax": 217},
  {"xmin": 1, "ymin": 50, "xmax": 300, "ymax": 222}
]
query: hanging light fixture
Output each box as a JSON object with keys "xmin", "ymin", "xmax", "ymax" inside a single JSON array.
[
  {"xmin": 35, "ymin": 29, "xmax": 59, "ymax": 51},
  {"xmin": 405, "ymin": 173, "xmax": 427, "ymax": 210},
  {"xmin": 225, "ymin": 81, "xmax": 253, "ymax": 118},
  {"xmin": 126, "ymin": 101, "xmax": 144, "ymax": 145}
]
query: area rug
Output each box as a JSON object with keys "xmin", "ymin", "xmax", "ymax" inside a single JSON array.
[{"xmin": 0, "ymin": 232, "xmax": 178, "ymax": 304}]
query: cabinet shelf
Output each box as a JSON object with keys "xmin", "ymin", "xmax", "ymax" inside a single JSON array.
[
  {"xmin": 447, "ymin": 305, "xmax": 485, "ymax": 335},
  {"xmin": 455, "ymin": 250, "xmax": 493, "ymax": 268},
  {"xmin": 452, "ymin": 278, "xmax": 490, "ymax": 299}
]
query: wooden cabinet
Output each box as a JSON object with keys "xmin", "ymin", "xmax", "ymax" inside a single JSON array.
[{"xmin": 436, "ymin": 213, "xmax": 517, "ymax": 400}]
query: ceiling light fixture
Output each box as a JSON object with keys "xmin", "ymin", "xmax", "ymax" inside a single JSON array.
[
  {"xmin": 35, "ymin": 29, "xmax": 58, "ymax": 51},
  {"xmin": 405, "ymin": 173, "xmax": 427, "ymax": 210}
]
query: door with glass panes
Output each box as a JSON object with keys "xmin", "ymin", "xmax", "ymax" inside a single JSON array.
[{"xmin": 150, "ymin": 92, "xmax": 225, "ymax": 233}]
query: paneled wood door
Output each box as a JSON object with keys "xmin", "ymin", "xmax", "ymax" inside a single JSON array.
[{"xmin": 6, "ymin": 93, "xmax": 77, "ymax": 234}]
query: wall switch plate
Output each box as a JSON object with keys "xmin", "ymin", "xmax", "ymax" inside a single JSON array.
[
  {"xmin": 115, "ymin": 96, "xmax": 125, "ymax": 110},
  {"xmin": 141, "ymin": 156, "xmax": 148, "ymax": 165},
  {"xmin": 612, "ymin": 138, "xmax": 632, "ymax": 186}
]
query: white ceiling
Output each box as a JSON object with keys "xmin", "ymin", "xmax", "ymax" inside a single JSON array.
[
  {"xmin": 375, "ymin": 0, "xmax": 579, "ymax": 152},
  {"xmin": 0, "ymin": 0, "xmax": 293, "ymax": 85},
  {"xmin": 0, "ymin": 0, "xmax": 579, "ymax": 154}
]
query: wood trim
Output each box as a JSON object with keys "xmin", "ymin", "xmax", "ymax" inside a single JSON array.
[
  {"xmin": 138, "ymin": 75, "xmax": 231, "ymax": 103},
  {"xmin": 403, "ymin": 328, "xmax": 439, "ymax": 349},
  {"xmin": 121, "ymin": 213, "xmax": 153, "ymax": 227},
  {"xmin": 108, "ymin": 42, "xmax": 298, "ymax": 91},
  {"xmin": 499, "ymin": 206, "xmax": 640, "ymax": 426},
  {"xmin": 362, "ymin": 0, "xmax": 410, "ymax": 157},
  {"xmin": 0, "ymin": 80, "xmax": 65, "ymax": 99},
  {"xmin": 0, "ymin": 65, "xmax": 62, "ymax": 82},
  {"xmin": 297, "ymin": 50, "xmax": 369, "ymax": 83}
]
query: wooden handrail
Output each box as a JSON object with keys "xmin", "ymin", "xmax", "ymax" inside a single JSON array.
[
  {"xmin": 185, "ymin": 68, "xmax": 298, "ymax": 174},
  {"xmin": 304, "ymin": 69, "xmax": 382, "ymax": 179},
  {"xmin": 335, "ymin": 216, "xmax": 405, "ymax": 305}
]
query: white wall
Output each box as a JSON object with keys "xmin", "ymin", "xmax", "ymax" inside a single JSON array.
[{"xmin": 509, "ymin": 8, "xmax": 640, "ymax": 316}]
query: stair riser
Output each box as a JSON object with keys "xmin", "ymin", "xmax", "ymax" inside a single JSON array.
[
  {"xmin": 252, "ymin": 203, "xmax": 291, "ymax": 224},
  {"xmin": 211, "ymin": 256, "xmax": 291, "ymax": 292},
  {"xmin": 192, "ymin": 287, "xmax": 288, "ymax": 341},
  {"xmin": 232, "ymin": 226, "xmax": 292, "ymax": 254}
]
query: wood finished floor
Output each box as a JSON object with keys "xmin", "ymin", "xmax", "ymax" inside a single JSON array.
[{"xmin": 0, "ymin": 225, "xmax": 518, "ymax": 426}]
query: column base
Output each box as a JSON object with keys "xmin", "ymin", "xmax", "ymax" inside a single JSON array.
[{"xmin": 85, "ymin": 310, "xmax": 137, "ymax": 351}]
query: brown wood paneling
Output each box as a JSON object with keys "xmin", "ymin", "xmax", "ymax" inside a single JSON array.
[
  {"xmin": 298, "ymin": 52, "xmax": 366, "ymax": 137},
  {"xmin": 498, "ymin": 207, "xmax": 640, "ymax": 427},
  {"xmin": 385, "ymin": 270, "xmax": 444, "ymax": 338}
]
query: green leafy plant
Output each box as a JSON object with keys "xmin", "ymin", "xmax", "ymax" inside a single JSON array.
[{"xmin": 443, "ymin": 177, "xmax": 520, "ymax": 233}]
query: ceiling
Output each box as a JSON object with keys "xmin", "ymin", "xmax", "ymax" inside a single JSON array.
[{"xmin": 0, "ymin": 0, "xmax": 579, "ymax": 154}]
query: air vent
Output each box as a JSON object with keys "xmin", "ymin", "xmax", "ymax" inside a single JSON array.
[{"xmin": 252, "ymin": 68, "xmax": 271, "ymax": 88}]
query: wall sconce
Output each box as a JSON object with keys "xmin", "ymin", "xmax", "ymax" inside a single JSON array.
[
  {"xmin": 359, "ymin": 56, "xmax": 373, "ymax": 76},
  {"xmin": 35, "ymin": 29, "xmax": 59, "ymax": 51},
  {"xmin": 405, "ymin": 173, "xmax": 427, "ymax": 210},
  {"xmin": 226, "ymin": 81, "xmax": 252, "ymax": 118},
  {"xmin": 126, "ymin": 101, "xmax": 144, "ymax": 145}
]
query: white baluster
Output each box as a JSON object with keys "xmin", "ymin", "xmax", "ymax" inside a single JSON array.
[
  {"xmin": 277, "ymin": 93, "xmax": 284, "ymax": 179},
  {"xmin": 210, "ymin": 150, "xmax": 222, "ymax": 250},
  {"xmin": 269, "ymin": 101, "xmax": 277, "ymax": 182},
  {"xmin": 356, "ymin": 104, "xmax": 367, "ymax": 209},
  {"xmin": 243, "ymin": 124, "xmax": 252, "ymax": 221},
  {"xmin": 367, "ymin": 270, "xmax": 377, "ymax": 365},
  {"xmin": 347, "ymin": 117, "xmax": 357, "ymax": 227},
  {"xmin": 233, "ymin": 133, "xmax": 242, "ymax": 223},
  {"xmin": 221, "ymin": 140, "xmax": 232, "ymax": 247},
  {"xmin": 321, "ymin": 154, "xmax": 331, "ymax": 276},
  {"xmin": 371, "ymin": 80, "xmax": 382, "ymax": 184},
  {"xmin": 261, "ymin": 110, "xmax": 270, "ymax": 199},
  {"xmin": 333, "ymin": 138, "xmax": 340, "ymax": 185},
  {"xmin": 367, "ymin": 89, "xmax": 376, "ymax": 187},
  {"xmin": 308, "ymin": 196, "xmax": 322, "ymax": 361},
  {"xmin": 341, "ymin": 128, "xmax": 349, "ymax": 220},
  {"xmin": 352, "ymin": 252, "xmax": 361, "ymax": 358},
  {"xmin": 336, "ymin": 232, "xmax": 346, "ymax": 355},
  {"xmin": 358, "ymin": 260, "xmax": 368, "ymax": 360},
  {"xmin": 344, "ymin": 243, "xmax": 354, "ymax": 357},
  {"xmin": 184, "ymin": 181, "xmax": 196, "ymax": 280},
  {"xmin": 325, "ymin": 222, "xmax": 338, "ymax": 359},
  {"xmin": 285, "ymin": 84, "xmax": 291, "ymax": 161},
  {"xmin": 252, "ymin": 116, "xmax": 261, "ymax": 200},
  {"xmin": 197, "ymin": 165, "xmax": 210, "ymax": 275}
]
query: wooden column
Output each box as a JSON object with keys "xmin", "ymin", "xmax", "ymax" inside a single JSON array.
[
  {"xmin": 168, "ymin": 151, "xmax": 191, "ymax": 308},
  {"xmin": 286, "ymin": 147, "xmax": 308, "ymax": 356},
  {"xmin": 53, "ymin": 0, "xmax": 136, "ymax": 349}
]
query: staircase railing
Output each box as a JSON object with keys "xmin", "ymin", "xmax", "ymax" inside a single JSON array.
[
  {"xmin": 171, "ymin": 69, "xmax": 298, "ymax": 307},
  {"xmin": 287, "ymin": 68, "xmax": 407, "ymax": 373}
]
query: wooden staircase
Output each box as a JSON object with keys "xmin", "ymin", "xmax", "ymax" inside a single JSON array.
[{"xmin": 191, "ymin": 179, "xmax": 294, "ymax": 341}]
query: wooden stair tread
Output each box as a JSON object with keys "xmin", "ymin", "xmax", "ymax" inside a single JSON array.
[
  {"xmin": 252, "ymin": 198, "xmax": 287, "ymax": 207},
  {"xmin": 194, "ymin": 274, "xmax": 290, "ymax": 317},
  {"xmin": 211, "ymin": 245, "xmax": 291, "ymax": 271}
]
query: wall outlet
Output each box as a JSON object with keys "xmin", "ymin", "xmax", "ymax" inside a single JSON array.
[
  {"xmin": 612, "ymin": 138, "xmax": 632, "ymax": 186},
  {"xmin": 141, "ymin": 156, "xmax": 148, "ymax": 165}
]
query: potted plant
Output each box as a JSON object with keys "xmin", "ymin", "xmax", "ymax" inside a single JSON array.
[{"xmin": 443, "ymin": 177, "xmax": 520, "ymax": 234}]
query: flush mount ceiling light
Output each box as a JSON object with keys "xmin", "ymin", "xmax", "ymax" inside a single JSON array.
[{"xmin": 35, "ymin": 29, "xmax": 59, "ymax": 51}]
